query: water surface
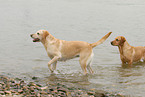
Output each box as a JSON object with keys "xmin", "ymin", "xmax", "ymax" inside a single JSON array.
[{"xmin": 0, "ymin": 0, "xmax": 145, "ymax": 96}]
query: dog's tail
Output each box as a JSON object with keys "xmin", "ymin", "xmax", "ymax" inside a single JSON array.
[{"xmin": 90, "ymin": 32, "xmax": 112, "ymax": 48}]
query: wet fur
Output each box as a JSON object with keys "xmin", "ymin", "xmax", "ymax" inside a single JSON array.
[
  {"xmin": 31, "ymin": 30, "xmax": 112, "ymax": 75},
  {"xmin": 111, "ymin": 36, "xmax": 145, "ymax": 67}
]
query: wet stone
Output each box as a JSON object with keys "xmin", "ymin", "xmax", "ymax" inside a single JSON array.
[
  {"xmin": 30, "ymin": 86, "xmax": 35, "ymax": 92},
  {"xmin": 36, "ymin": 87, "xmax": 41, "ymax": 90},
  {"xmin": 29, "ymin": 94, "xmax": 36, "ymax": 97},
  {"xmin": 36, "ymin": 84, "xmax": 42, "ymax": 87},
  {"xmin": 57, "ymin": 89, "xmax": 66, "ymax": 93},
  {"xmin": 32, "ymin": 76, "xmax": 38, "ymax": 80},
  {"xmin": 30, "ymin": 91, "xmax": 35, "ymax": 95},
  {"xmin": 0, "ymin": 82, "xmax": 5, "ymax": 86},
  {"xmin": 37, "ymin": 93, "xmax": 41, "ymax": 97},
  {"xmin": 18, "ymin": 89, "xmax": 23, "ymax": 94},
  {"xmin": 59, "ymin": 91, "xmax": 67, "ymax": 96},
  {"xmin": 10, "ymin": 80, "xmax": 15, "ymax": 83},
  {"xmin": 40, "ymin": 91, "xmax": 48, "ymax": 95},
  {"xmin": 4, "ymin": 91, "xmax": 11, "ymax": 94},
  {"xmin": 0, "ymin": 91, "xmax": 5, "ymax": 95},
  {"xmin": 15, "ymin": 78, "xmax": 22, "ymax": 81},
  {"xmin": 49, "ymin": 88, "xmax": 54, "ymax": 91},
  {"xmin": 20, "ymin": 80, "xmax": 26, "ymax": 86},
  {"xmin": 87, "ymin": 91, "xmax": 95, "ymax": 95},
  {"xmin": 94, "ymin": 92, "xmax": 105, "ymax": 97}
]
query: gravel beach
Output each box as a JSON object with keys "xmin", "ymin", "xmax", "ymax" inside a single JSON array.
[{"xmin": 0, "ymin": 75, "xmax": 123, "ymax": 97}]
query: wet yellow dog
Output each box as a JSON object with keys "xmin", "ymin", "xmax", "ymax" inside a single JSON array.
[
  {"xmin": 31, "ymin": 30, "xmax": 112, "ymax": 75},
  {"xmin": 111, "ymin": 36, "xmax": 145, "ymax": 67}
]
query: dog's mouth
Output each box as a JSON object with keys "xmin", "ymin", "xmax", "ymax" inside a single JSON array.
[{"xmin": 33, "ymin": 38, "xmax": 40, "ymax": 42}]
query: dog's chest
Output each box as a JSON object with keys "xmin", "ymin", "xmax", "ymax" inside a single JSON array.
[
  {"xmin": 46, "ymin": 46, "xmax": 59, "ymax": 56},
  {"xmin": 123, "ymin": 48, "xmax": 132, "ymax": 57}
]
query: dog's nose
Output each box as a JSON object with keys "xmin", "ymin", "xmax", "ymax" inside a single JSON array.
[
  {"xmin": 111, "ymin": 41, "xmax": 113, "ymax": 45},
  {"xmin": 30, "ymin": 34, "xmax": 33, "ymax": 37}
]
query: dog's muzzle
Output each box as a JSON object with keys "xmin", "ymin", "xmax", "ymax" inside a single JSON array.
[
  {"xmin": 30, "ymin": 34, "xmax": 40, "ymax": 42},
  {"xmin": 111, "ymin": 41, "xmax": 114, "ymax": 45}
]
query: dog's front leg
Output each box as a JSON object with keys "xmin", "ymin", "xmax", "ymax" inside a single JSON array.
[
  {"xmin": 52, "ymin": 61, "xmax": 57, "ymax": 72},
  {"xmin": 128, "ymin": 60, "xmax": 133, "ymax": 68},
  {"xmin": 48, "ymin": 56, "xmax": 60, "ymax": 73}
]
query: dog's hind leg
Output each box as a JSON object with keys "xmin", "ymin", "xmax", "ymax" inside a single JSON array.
[
  {"xmin": 86, "ymin": 52, "xmax": 94, "ymax": 74},
  {"xmin": 79, "ymin": 48, "xmax": 93, "ymax": 75},
  {"xmin": 79, "ymin": 60, "xmax": 87, "ymax": 75},
  {"xmin": 87, "ymin": 64, "xmax": 94, "ymax": 74}
]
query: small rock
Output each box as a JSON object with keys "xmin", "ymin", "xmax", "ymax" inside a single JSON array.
[
  {"xmin": 89, "ymin": 96, "xmax": 95, "ymax": 97},
  {"xmin": 10, "ymin": 90, "xmax": 16, "ymax": 93},
  {"xmin": 29, "ymin": 95, "xmax": 36, "ymax": 97},
  {"xmin": 0, "ymin": 91, "xmax": 5, "ymax": 95},
  {"xmin": 12, "ymin": 94, "xmax": 20, "ymax": 97},
  {"xmin": 14, "ymin": 92, "xmax": 19, "ymax": 95},
  {"xmin": 28, "ymin": 82, "xmax": 35, "ymax": 87},
  {"xmin": 15, "ymin": 78, "xmax": 22, "ymax": 81},
  {"xmin": 53, "ymin": 89, "xmax": 57, "ymax": 93},
  {"xmin": 94, "ymin": 92, "xmax": 105, "ymax": 97},
  {"xmin": 37, "ymin": 93, "xmax": 41, "ymax": 97},
  {"xmin": 22, "ymin": 86, "xmax": 28, "ymax": 90},
  {"xmin": 30, "ymin": 86, "xmax": 35, "ymax": 92},
  {"xmin": 10, "ymin": 80, "xmax": 15, "ymax": 84},
  {"xmin": 57, "ymin": 88, "xmax": 66, "ymax": 93},
  {"xmin": 20, "ymin": 80, "xmax": 25, "ymax": 86},
  {"xmin": 0, "ymin": 82, "xmax": 5, "ymax": 86},
  {"xmin": 47, "ymin": 94, "xmax": 53, "ymax": 97},
  {"xmin": 4, "ymin": 91, "xmax": 11, "ymax": 94},
  {"xmin": 40, "ymin": 91, "xmax": 47, "ymax": 95},
  {"xmin": 36, "ymin": 87, "xmax": 41, "ymax": 90},
  {"xmin": 31, "ymin": 92, "xmax": 36, "ymax": 95},
  {"xmin": 18, "ymin": 89, "xmax": 23, "ymax": 94},
  {"xmin": 49, "ymin": 88, "xmax": 54, "ymax": 91},
  {"xmin": 59, "ymin": 91, "xmax": 66, "ymax": 96},
  {"xmin": 81, "ymin": 93, "xmax": 89, "ymax": 97},
  {"xmin": 87, "ymin": 91, "xmax": 95, "ymax": 95},
  {"xmin": 36, "ymin": 84, "xmax": 42, "ymax": 87},
  {"xmin": 32, "ymin": 76, "xmax": 38, "ymax": 80},
  {"xmin": 40, "ymin": 86, "xmax": 48, "ymax": 90}
]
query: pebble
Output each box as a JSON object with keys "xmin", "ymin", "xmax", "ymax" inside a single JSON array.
[
  {"xmin": 0, "ymin": 91, "xmax": 5, "ymax": 95},
  {"xmin": 4, "ymin": 91, "xmax": 11, "ymax": 94},
  {"xmin": 40, "ymin": 86, "xmax": 48, "ymax": 90},
  {"xmin": 18, "ymin": 89, "xmax": 23, "ymax": 93}
]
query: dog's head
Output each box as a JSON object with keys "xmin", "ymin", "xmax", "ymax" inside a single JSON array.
[
  {"xmin": 30, "ymin": 30, "xmax": 49, "ymax": 42},
  {"xmin": 111, "ymin": 36, "xmax": 126, "ymax": 46}
]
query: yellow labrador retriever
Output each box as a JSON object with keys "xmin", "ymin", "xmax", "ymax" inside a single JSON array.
[
  {"xmin": 31, "ymin": 30, "xmax": 112, "ymax": 74},
  {"xmin": 111, "ymin": 36, "xmax": 145, "ymax": 67}
]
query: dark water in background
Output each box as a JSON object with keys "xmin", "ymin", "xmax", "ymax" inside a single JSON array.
[{"xmin": 0, "ymin": 0, "xmax": 145, "ymax": 96}]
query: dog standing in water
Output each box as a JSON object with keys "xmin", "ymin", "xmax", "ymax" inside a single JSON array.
[
  {"xmin": 111, "ymin": 36, "xmax": 145, "ymax": 67},
  {"xmin": 31, "ymin": 30, "xmax": 112, "ymax": 75}
]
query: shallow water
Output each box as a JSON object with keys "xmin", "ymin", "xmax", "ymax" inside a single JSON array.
[{"xmin": 0, "ymin": 0, "xmax": 145, "ymax": 96}]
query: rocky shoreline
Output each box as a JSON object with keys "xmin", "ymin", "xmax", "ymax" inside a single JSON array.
[{"xmin": 0, "ymin": 75, "xmax": 123, "ymax": 97}]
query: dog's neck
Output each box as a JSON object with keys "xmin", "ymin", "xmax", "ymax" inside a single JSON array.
[
  {"xmin": 42, "ymin": 34, "xmax": 56, "ymax": 43},
  {"xmin": 41, "ymin": 34, "xmax": 58, "ymax": 50},
  {"xmin": 118, "ymin": 41, "xmax": 130, "ymax": 55}
]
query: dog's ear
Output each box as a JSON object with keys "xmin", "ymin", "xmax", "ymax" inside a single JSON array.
[
  {"xmin": 43, "ymin": 30, "xmax": 49, "ymax": 39},
  {"xmin": 120, "ymin": 36, "xmax": 126, "ymax": 45}
]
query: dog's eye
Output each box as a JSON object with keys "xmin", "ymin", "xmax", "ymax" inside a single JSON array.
[
  {"xmin": 116, "ymin": 39, "xmax": 119, "ymax": 41},
  {"xmin": 37, "ymin": 33, "xmax": 40, "ymax": 35}
]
